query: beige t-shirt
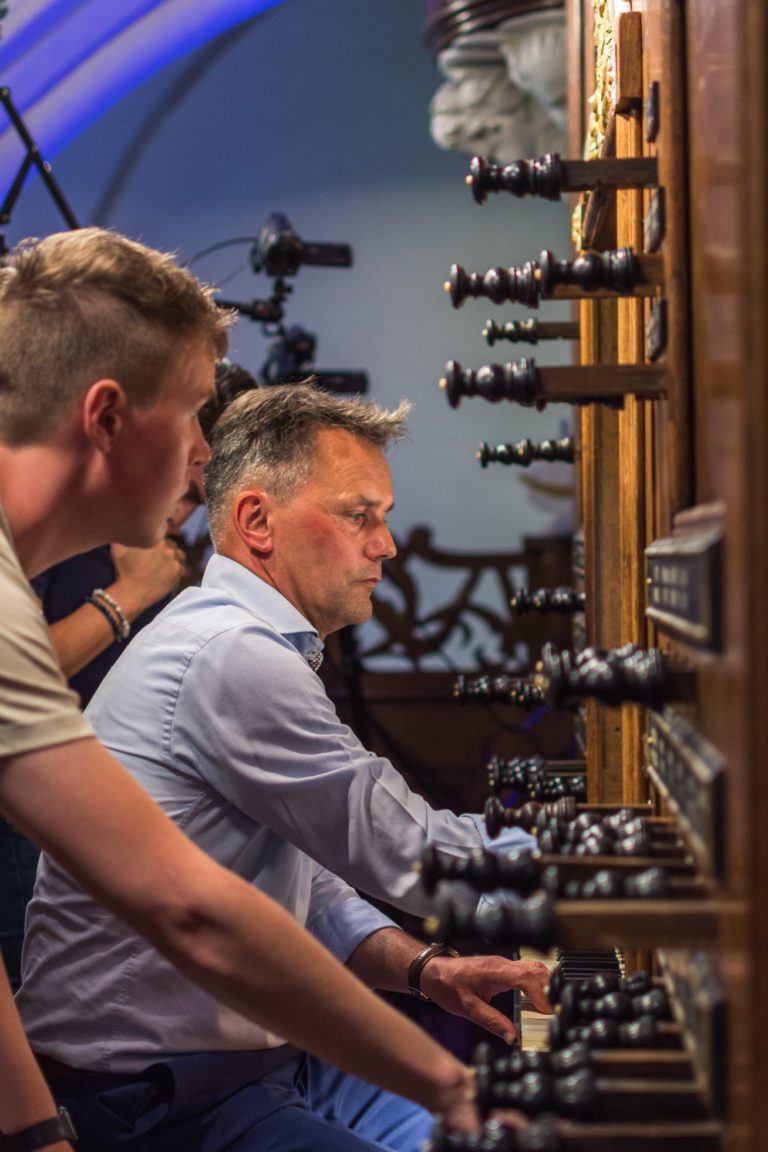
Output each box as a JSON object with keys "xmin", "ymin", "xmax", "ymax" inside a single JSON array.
[{"xmin": 0, "ymin": 504, "xmax": 92, "ymax": 758}]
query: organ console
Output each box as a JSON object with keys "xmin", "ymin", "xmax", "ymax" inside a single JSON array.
[{"xmin": 421, "ymin": 1, "xmax": 767, "ymax": 1147}]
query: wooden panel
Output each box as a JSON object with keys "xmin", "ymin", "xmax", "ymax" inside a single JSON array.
[
  {"xmin": 574, "ymin": 0, "xmax": 763, "ymax": 1146},
  {"xmin": 561, "ymin": 2, "xmax": 761, "ymax": 1146},
  {"xmin": 644, "ymin": 0, "xmax": 694, "ymax": 532},
  {"xmin": 685, "ymin": 1, "xmax": 768, "ymax": 1147},
  {"xmin": 615, "ymin": 13, "xmax": 650, "ymax": 808},
  {"xmin": 579, "ymin": 296, "xmax": 624, "ymax": 801}
]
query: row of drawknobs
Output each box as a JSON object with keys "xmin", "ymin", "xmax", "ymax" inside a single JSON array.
[
  {"xmin": 455, "ymin": 643, "xmax": 692, "ymax": 713},
  {"xmin": 439, "ymin": 151, "xmax": 665, "ymax": 412},
  {"xmin": 445, "ymin": 247, "xmax": 661, "ymax": 309},
  {"xmin": 423, "ymin": 151, "xmax": 712, "ymax": 1150}
]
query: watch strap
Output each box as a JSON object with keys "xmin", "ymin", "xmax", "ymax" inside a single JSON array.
[
  {"xmin": 2, "ymin": 1108, "xmax": 77, "ymax": 1151},
  {"xmin": 407, "ymin": 942, "xmax": 459, "ymax": 1002}
]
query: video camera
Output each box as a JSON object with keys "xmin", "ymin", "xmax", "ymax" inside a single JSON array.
[
  {"xmin": 250, "ymin": 212, "xmax": 352, "ymax": 278},
  {"xmin": 218, "ymin": 214, "xmax": 367, "ymax": 395}
]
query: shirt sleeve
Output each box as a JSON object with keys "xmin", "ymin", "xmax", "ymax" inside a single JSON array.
[
  {"xmin": 464, "ymin": 811, "xmax": 540, "ymax": 854},
  {"xmin": 306, "ymin": 860, "xmax": 400, "ymax": 963},
  {"xmin": 168, "ymin": 624, "xmax": 535, "ymax": 916},
  {"xmin": 0, "ymin": 533, "xmax": 92, "ymax": 759}
]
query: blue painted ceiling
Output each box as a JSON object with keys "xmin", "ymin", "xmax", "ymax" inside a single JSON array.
[{"xmin": 0, "ymin": 0, "xmax": 283, "ymax": 189}]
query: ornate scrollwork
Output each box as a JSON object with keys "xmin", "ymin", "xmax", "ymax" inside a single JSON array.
[{"xmin": 360, "ymin": 527, "xmax": 571, "ymax": 671}]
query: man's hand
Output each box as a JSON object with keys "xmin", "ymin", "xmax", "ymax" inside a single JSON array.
[
  {"xmin": 110, "ymin": 538, "xmax": 186, "ymax": 616},
  {"xmin": 420, "ymin": 954, "xmax": 552, "ymax": 1045}
]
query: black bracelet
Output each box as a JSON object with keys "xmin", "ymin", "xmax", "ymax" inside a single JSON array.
[
  {"xmin": 2, "ymin": 1107, "xmax": 77, "ymax": 1151},
  {"xmin": 85, "ymin": 594, "xmax": 121, "ymax": 643}
]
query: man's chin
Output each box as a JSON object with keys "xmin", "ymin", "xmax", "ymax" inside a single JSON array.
[
  {"xmin": 120, "ymin": 521, "xmax": 166, "ymax": 550},
  {"xmin": 347, "ymin": 601, "xmax": 375, "ymax": 627}
]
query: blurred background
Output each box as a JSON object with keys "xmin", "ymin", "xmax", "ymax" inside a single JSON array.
[{"xmin": 0, "ymin": 0, "xmax": 574, "ymax": 671}]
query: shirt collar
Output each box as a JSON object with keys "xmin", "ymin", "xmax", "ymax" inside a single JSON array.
[{"xmin": 201, "ymin": 553, "xmax": 324, "ymax": 668}]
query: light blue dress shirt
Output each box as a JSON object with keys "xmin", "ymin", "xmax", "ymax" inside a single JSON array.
[{"xmin": 18, "ymin": 555, "xmax": 533, "ymax": 1070}]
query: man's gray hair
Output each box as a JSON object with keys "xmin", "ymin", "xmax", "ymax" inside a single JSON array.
[{"xmin": 205, "ymin": 382, "xmax": 410, "ymax": 543}]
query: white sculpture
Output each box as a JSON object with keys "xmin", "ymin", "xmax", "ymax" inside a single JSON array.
[{"xmin": 429, "ymin": 9, "xmax": 568, "ymax": 162}]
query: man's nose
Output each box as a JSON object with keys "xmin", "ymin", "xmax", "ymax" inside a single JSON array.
[{"xmin": 366, "ymin": 524, "xmax": 397, "ymax": 560}]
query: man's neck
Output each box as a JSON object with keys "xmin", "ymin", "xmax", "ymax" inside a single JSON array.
[{"xmin": 0, "ymin": 442, "xmax": 100, "ymax": 577}]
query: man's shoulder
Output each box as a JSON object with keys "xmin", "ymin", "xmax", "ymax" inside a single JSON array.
[
  {"xmin": 133, "ymin": 583, "xmax": 296, "ymax": 679},
  {"xmin": 159, "ymin": 581, "xmax": 283, "ymax": 643}
]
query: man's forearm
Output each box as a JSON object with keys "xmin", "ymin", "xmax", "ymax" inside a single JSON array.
[
  {"xmin": 346, "ymin": 927, "xmax": 430, "ymax": 994},
  {"xmin": 47, "ymin": 604, "xmax": 118, "ymax": 677},
  {"xmin": 0, "ymin": 962, "xmax": 73, "ymax": 1148}
]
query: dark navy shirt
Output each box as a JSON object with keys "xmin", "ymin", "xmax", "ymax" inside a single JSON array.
[{"xmin": 31, "ymin": 546, "xmax": 171, "ymax": 708}]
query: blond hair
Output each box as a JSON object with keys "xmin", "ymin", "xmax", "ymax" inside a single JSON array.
[{"xmin": 0, "ymin": 227, "xmax": 232, "ymax": 443}]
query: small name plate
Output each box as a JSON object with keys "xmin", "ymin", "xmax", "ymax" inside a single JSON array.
[
  {"xmin": 645, "ymin": 520, "xmax": 722, "ymax": 650},
  {"xmin": 658, "ymin": 948, "xmax": 727, "ymax": 1116},
  {"xmin": 647, "ymin": 708, "xmax": 726, "ymax": 879}
]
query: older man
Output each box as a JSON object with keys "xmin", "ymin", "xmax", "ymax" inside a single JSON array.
[
  {"xmin": 1, "ymin": 232, "xmax": 493, "ymax": 1152},
  {"xmin": 19, "ymin": 384, "xmax": 549, "ymax": 1152}
]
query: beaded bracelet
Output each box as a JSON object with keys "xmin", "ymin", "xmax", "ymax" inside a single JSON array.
[
  {"xmin": 91, "ymin": 587, "xmax": 131, "ymax": 641},
  {"xmin": 85, "ymin": 594, "xmax": 122, "ymax": 643}
]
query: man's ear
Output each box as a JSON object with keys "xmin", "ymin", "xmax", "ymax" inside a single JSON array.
[
  {"xmin": 81, "ymin": 379, "xmax": 127, "ymax": 452},
  {"xmin": 233, "ymin": 490, "xmax": 273, "ymax": 554}
]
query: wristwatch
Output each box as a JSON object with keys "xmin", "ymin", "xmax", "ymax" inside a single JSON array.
[
  {"xmin": 2, "ymin": 1108, "xmax": 77, "ymax": 1151},
  {"xmin": 407, "ymin": 942, "xmax": 459, "ymax": 1002}
]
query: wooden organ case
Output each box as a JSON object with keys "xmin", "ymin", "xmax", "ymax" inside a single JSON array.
[{"xmin": 425, "ymin": 2, "xmax": 768, "ymax": 1150}]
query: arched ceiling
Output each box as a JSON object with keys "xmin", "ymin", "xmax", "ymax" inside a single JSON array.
[{"xmin": 0, "ymin": 0, "xmax": 284, "ymax": 190}]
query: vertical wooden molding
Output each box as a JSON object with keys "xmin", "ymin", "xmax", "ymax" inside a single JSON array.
[
  {"xmin": 615, "ymin": 14, "xmax": 647, "ymax": 809},
  {"xmin": 580, "ymin": 296, "xmax": 624, "ymax": 802}
]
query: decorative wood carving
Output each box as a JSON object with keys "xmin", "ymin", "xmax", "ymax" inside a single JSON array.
[{"xmin": 357, "ymin": 527, "xmax": 574, "ymax": 671}]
